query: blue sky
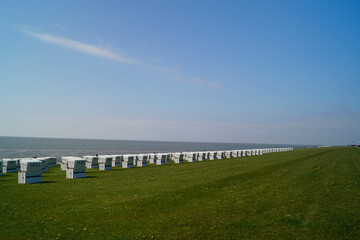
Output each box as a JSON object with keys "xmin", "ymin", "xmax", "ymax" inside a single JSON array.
[{"xmin": 0, "ymin": 0, "xmax": 359, "ymax": 145}]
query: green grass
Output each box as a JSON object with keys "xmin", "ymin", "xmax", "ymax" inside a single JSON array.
[{"xmin": 1, "ymin": 147, "xmax": 360, "ymax": 239}]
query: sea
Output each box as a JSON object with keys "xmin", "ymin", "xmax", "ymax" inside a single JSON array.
[{"xmin": 0, "ymin": 136, "xmax": 313, "ymax": 159}]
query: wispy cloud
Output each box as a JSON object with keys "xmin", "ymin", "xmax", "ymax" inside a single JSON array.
[
  {"xmin": 24, "ymin": 30, "xmax": 136, "ymax": 64},
  {"xmin": 22, "ymin": 28, "xmax": 221, "ymax": 88},
  {"xmin": 139, "ymin": 63, "xmax": 222, "ymax": 88},
  {"xmin": 167, "ymin": 74, "xmax": 222, "ymax": 89},
  {"xmin": 10, "ymin": 110, "xmax": 359, "ymax": 144}
]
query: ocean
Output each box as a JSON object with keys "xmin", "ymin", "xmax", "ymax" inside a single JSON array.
[{"xmin": 0, "ymin": 136, "xmax": 312, "ymax": 159}]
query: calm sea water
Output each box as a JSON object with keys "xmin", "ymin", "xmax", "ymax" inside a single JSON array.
[{"xmin": 0, "ymin": 136, "xmax": 312, "ymax": 159}]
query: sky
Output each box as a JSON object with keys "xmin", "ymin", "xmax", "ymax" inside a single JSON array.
[{"xmin": 0, "ymin": 0, "xmax": 359, "ymax": 145}]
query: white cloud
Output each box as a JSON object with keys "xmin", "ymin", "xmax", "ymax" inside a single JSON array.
[
  {"xmin": 22, "ymin": 29, "xmax": 221, "ymax": 89},
  {"xmin": 24, "ymin": 30, "xmax": 136, "ymax": 63},
  {"xmin": 139, "ymin": 63, "xmax": 222, "ymax": 88}
]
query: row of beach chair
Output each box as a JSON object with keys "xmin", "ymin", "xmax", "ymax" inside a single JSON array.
[{"xmin": 0, "ymin": 148, "xmax": 293, "ymax": 184}]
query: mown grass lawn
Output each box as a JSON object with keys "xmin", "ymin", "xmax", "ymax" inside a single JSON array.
[{"xmin": 1, "ymin": 147, "xmax": 360, "ymax": 239}]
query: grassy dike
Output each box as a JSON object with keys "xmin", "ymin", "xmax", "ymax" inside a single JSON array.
[{"xmin": 0, "ymin": 147, "xmax": 359, "ymax": 239}]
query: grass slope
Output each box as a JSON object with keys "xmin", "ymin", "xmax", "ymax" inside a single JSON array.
[{"xmin": 0, "ymin": 147, "xmax": 360, "ymax": 239}]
